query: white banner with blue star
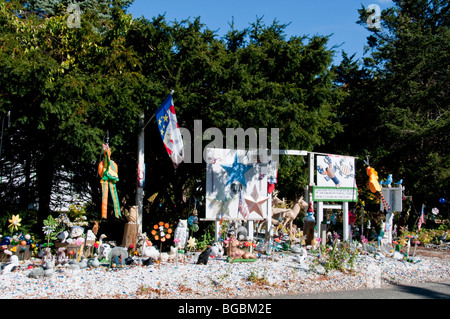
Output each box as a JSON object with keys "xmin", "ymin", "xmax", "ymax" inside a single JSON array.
[{"xmin": 205, "ymin": 148, "xmax": 269, "ymax": 220}]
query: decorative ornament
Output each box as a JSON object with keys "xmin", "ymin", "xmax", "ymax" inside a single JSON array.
[
  {"xmin": 187, "ymin": 236, "xmax": 197, "ymax": 251},
  {"xmin": 151, "ymin": 221, "xmax": 173, "ymax": 243},
  {"xmin": 221, "ymin": 153, "xmax": 252, "ymax": 187},
  {"xmin": 244, "ymin": 185, "xmax": 269, "ymax": 218},
  {"xmin": 98, "ymin": 143, "xmax": 121, "ymax": 219},
  {"xmin": 8, "ymin": 215, "xmax": 22, "ymax": 231}
]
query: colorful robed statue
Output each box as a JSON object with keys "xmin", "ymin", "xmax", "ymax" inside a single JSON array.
[{"xmin": 98, "ymin": 144, "xmax": 121, "ymax": 219}]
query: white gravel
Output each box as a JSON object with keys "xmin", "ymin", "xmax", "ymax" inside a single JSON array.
[{"xmin": 1, "ymin": 252, "xmax": 449, "ymax": 299}]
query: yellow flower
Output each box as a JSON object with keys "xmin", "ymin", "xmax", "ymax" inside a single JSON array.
[
  {"xmin": 10, "ymin": 246, "xmax": 17, "ymax": 253},
  {"xmin": 8, "ymin": 215, "xmax": 22, "ymax": 231}
]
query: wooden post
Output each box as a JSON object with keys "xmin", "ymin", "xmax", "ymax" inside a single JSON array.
[{"xmin": 122, "ymin": 223, "xmax": 139, "ymax": 249}]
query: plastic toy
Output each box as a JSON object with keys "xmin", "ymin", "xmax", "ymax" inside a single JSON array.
[{"xmin": 98, "ymin": 144, "xmax": 121, "ymax": 219}]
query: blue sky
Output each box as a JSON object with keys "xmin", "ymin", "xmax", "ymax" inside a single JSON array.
[{"xmin": 127, "ymin": 0, "xmax": 394, "ymax": 65}]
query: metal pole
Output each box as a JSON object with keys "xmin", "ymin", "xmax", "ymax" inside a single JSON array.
[{"xmin": 136, "ymin": 112, "xmax": 145, "ymax": 234}]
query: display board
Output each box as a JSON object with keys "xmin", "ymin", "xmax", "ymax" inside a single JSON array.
[
  {"xmin": 313, "ymin": 154, "xmax": 357, "ymax": 202},
  {"xmin": 205, "ymin": 148, "xmax": 269, "ymax": 220}
]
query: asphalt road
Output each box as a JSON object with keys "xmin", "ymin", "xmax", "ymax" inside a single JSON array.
[{"xmin": 267, "ymin": 281, "xmax": 450, "ymax": 299}]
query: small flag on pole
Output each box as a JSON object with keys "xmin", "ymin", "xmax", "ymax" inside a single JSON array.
[
  {"xmin": 155, "ymin": 93, "xmax": 184, "ymax": 168},
  {"xmin": 418, "ymin": 204, "xmax": 425, "ymax": 231}
]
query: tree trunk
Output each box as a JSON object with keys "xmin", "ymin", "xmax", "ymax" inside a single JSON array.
[{"xmin": 35, "ymin": 154, "xmax": 54, "ymax": 232}]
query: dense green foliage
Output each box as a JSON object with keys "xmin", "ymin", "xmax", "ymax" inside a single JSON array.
[
  {"xmin": 324, "ymin": 0, "xmax": 449, "ymax": 228},
  {"xmin": 0, "ymin": 0, "xmax": 448, "ymax": 240}
]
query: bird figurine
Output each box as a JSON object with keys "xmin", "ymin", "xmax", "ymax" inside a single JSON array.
[
  {"xmin": 394, "ymin": 179, "xmax": 403, "ymax": 187},
  {"xmin": 141, "ymin": 240, "xmax": 159, "ymax": 259},
  {"xmin": 380, "ymin": 174, "xmax": 393, "ymax": 187},
  {"xmin": 28, "ymin": 266, "xmax": 45, "ymax": 279},
  {"xmin": 1, "ymin": 255, "xmax": 19, "ymax": 275},
  {"xmin": 78, "ymin": 256, "xmax": 88, "ymax": 269},
  {"xmin": 91, "ymin": 255, "xmax": 100, "ymax": 268}
]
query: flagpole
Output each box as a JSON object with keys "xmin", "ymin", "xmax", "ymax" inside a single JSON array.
[
  {"xmin": 137, "ymin": 90, "xmax": 175, "ymax": 235},
  {"xmin": 137, "ymin": 111, "xmax": 145, "ymax": 235}
]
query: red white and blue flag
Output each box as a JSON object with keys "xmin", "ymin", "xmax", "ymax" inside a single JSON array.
[
  {"xmin": 418, "ymin": 204, "xmax": 425, "ymax": 231},
  {"xmin": 155, "ymin": 93, "xmax": 184, "ymax": 168}
]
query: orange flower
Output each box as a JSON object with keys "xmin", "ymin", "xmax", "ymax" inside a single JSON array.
[
  {"xmin": 165, "ymin": 234, "xmax": 171, "ymax": 239},
  {"xmin": 154, "ymin": 235, "xmax": 159, "ymax": 241},
  {"xmin": 164, "ymin": 223, "xmax": 169, "ymax": 228},
  {"xmin": 167, "ymin": 228, "xmax": 173, "ymax": 234},
  {"xmin": 151, "ymin": 230, "xmax": 157, "ymax": 236},
  {"xmin": 159, "ymin": 221, "xmax": 164, "ymax": 226},
  {"xmin": 161, "ymin": 237, "xmax": 166, "ymax": 242},
  {"xmin": 153, "ymin": 224, "xmax": 158, "ymax": 230}
]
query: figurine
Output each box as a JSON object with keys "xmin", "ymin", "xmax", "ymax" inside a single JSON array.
[
  {"xmin": 174, "ymin": 219, "xmax": 189, "ymax": 249},
  {"xmin": 56, "ymin": 247, "xmax": 68, "ymax": 266},
  {"xmin": 226, "ymin": 235, "xmax": 257, "ymax": 261}
]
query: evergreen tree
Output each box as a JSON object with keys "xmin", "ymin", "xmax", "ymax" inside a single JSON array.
[{"xmin": 327, "ymin": 0, "xmax": 449, "ymax": 221}]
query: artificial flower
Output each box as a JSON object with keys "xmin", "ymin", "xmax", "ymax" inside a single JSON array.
[
  {"xmin": 42, "ymin": 226, "xmax": 54, "ymax": 236},
  {"xmin": 8, "ymin": 215, "xmax": 22, "ymax": 231},
  {"xmin": 187, "ymin": 236, "xmax": 197, "ymax": 251}
]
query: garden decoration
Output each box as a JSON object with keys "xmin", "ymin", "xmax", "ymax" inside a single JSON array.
[
  {"xmin": 225, "ymin": 234, "xmax": 257, "ymax": 263},
  {"xmin": 365, "ymin": 160, "xmax": 391, "ymax": 212},
  {"xmin": 279, "ymin": 196, "xmax": 308, "ymax": 234},
  {"xmin": 187, "ymin": 208, "xmax": 199, "ymax": 234},
  {"xmin": 174, "ymin": 219, "xmax": 189, "ymax": 249},
  {"xmin": 380, "ymin": 174, "xmax": 393, "ymax": 187},
  {"xmin": 8, "ymin": 215, "xmax": 21, "ymax": 232},
  {"xmin": 98, "ymin": 143, "xmax": 121, "ymax": 219},
  {"xmin": 303, "ymin": 202, "xmax": 315, "ymax": 246},
  {"xmin": 151, "ymin": 222, "xmax": 173, "ymax": 261},
  {"xmin": 187, "ymin": 236, "xmax": 197, "ymax": 251}
]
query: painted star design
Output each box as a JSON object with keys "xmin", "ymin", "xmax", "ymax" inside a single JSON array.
[
  {"xmin": 207, "ymin": 188, "xmax": 234, "ymax": 219},
  {"xmin": 244, "ymin": 185, "xmax": 269, "ymax": 218},
  {"xmin": 221, "ymin": 153, "xmax": 252, "ymax": 187}
]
